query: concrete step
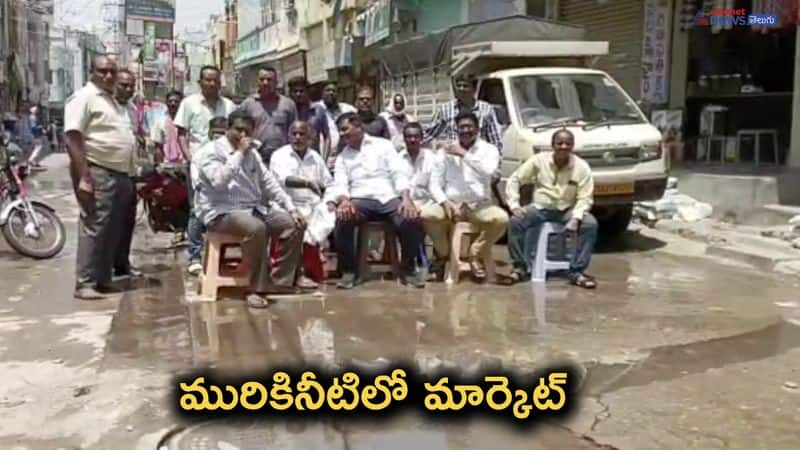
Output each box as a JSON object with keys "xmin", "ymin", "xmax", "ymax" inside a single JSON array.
[
  {"xmin": 737, "ymin": 204, "xmax": 800, "ymax": 226},
  {"xmin": 706, "ymin": 241, "xmax": 800, "ymax": 271}
]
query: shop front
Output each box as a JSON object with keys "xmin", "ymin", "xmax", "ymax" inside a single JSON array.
[{"xmin": 675, "ymin": 2, "xmax": 797, "ymax": 167}]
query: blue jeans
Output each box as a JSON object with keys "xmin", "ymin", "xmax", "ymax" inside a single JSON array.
[
  {"xmin": 185, "ymin": 165, "xmax": 204, "ymax": 264},
  {"xmin": 508, "ymin": 206, "xmax": 598, "ymax": 276}
]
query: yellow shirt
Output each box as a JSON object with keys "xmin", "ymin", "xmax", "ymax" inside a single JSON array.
[
  {"xmin": 505, "ymin": 152, "xmax": 594, "ymax": 219},
  {"xmin": 64, "ymin": 82, "xmax": 137, "ymax": 175}
]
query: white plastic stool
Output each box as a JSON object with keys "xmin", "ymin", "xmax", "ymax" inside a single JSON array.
[{"xmin": 531, "ymin": 222, "xmax": 571, "ymax": 284}]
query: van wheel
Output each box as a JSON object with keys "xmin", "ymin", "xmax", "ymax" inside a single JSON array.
[{"xmin": 598, "ymin": 205, "xmax": 633, "ymax": 238}]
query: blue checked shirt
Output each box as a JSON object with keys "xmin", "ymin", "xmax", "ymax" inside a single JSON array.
[
  {"xmin": 192, "ymin": 136, "xmax": 297, "ymax": 226},
  {"xmin": 423, "ymin": 99, "xmax": 504, "ymax": 154}
]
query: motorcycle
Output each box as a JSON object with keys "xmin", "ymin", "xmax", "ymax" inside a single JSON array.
[
  {"xmin": 134, "ymin": 161, "xmax": 190, "ymax": 234},
  {"xmin": 0, "ymin": 138, "xmax": 66, "ymax": 258}
]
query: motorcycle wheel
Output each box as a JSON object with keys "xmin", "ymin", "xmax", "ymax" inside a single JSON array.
[{"xmin": 1, "ymin": 203, "xmax": 66, "ymax": 259}]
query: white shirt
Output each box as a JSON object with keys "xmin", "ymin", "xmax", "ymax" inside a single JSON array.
[
  {"xmin": 430, "ymin": 139, "xmax": 499, "ymax": 208},
  {"xmin": 317, "ymin": 101, "xmax": 356, "ymax": 151},
  {"xmin": 399, "ymin": 147, "xmax": 437, "ymax": 207},
  {"xmin": 173, "ymin": 93, "xmax": 236, "ymax": 154},
  {"xmin": 269, "ymin": 145, "xmax": 333, "ymax": 212},
  {"xmin": 327, "ymin": 135, "xmax": 411, "ymax": 205},
  {"xmin": 64, "ymin": 81, "xmax": 137, "ymax": 175}
]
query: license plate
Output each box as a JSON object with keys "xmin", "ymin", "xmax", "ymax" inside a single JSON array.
[{"xmin": 595, "ymin": 183, "xmax": 635, "ymax": 196}]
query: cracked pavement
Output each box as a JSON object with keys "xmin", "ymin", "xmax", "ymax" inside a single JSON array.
[{"xmin": 1, "ymin": 154, "xmax": 799, "ymax": 450}]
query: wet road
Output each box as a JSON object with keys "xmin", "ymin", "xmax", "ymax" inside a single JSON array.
[{"xmin": 1, "ymin": 155, "xmax": 799, "ymax": 450}]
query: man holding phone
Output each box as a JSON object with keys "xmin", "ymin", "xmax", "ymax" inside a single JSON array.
[{"xmin": 192, "ymin": 110, "xmax": 314, "ymax": 308}]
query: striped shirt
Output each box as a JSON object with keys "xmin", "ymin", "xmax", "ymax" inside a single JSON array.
[
  {"xmin": 192, "ymin": 136, "xmax": 296, "ymax": 226},
  {"xmin": 423, "ymin": 99, "xmax": 504, "ymax": 153}
]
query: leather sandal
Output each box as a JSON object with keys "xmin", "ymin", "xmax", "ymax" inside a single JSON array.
[{"xmin": 569, "ymin": 273, "xmax": 597, "ymax": 289}]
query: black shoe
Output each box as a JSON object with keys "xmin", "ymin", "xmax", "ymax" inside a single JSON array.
[
  {"xmin": 400, "ymin": 271, "xmax": 426, "ymax": 289},
  {"xmin": 428, "ymin": 260, "xmax": 447, "ymax": 282},
  {"xmin": 337, "ymin": 273, "xmax": 357, "ymax": 290}
]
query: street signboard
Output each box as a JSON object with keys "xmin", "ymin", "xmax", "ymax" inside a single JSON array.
[{"xmin": 126, "ymin": 0, "xmax": 175, "ymax": 23}]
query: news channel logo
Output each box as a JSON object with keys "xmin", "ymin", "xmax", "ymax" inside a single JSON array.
[{"xmin": 692, "ymin": 9, "xmax": 778, "ymax": 27}]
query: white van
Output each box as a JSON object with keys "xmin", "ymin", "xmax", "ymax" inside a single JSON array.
[{"xmin": 477, "ymin": 67, "xmax": 668, "ymax": 235}]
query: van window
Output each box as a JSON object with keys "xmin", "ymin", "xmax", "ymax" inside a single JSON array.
[{"xmin": 478, "ymin": 78, "xmax": 510, "ymax": 126}]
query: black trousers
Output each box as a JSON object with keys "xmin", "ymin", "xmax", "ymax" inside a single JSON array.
[
  {"xmin": 73, "ymin": 165, "xmax": 135, "ymax": 288},
  {"xmin": 334, "ymin": 198, "xmax": 424, "ymax": 275}
]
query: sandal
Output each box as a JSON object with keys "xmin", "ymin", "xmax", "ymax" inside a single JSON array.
[
  {"xmin": 569, "ymin": 273, "xmax": 597, "ymax": 289},
  {"xmin": 246, "ymin": 294, "xmax": 272, "ymax": 309},
  {"xmin": 508, "ymin": 269, "xmax": 530, "ymax": 284},
  {"xmin": 469, "ymin": 257, "xmax": 487, "ymax": 279}
]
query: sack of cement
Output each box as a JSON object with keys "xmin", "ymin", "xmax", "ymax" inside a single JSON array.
[{"xmin": 634, "ymin": 186, "xmax": 712, "ymax": 223}]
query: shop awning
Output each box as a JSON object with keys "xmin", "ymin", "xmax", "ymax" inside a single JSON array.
[{"xmin": 371, "ymin": 15, "xmax": 589, "ymax": 75}]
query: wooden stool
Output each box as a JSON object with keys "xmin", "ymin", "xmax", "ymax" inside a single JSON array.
[
  {"xmin": 197, "ymin": 231, "xmax": 251, "ymax": 301},
  {"xmin": 446, "ymin": 222, "xmax": 497, "ymax": 284},
  {"xmin": 356, "ymin": 221, "xmax": 401, "ymax": 280}
]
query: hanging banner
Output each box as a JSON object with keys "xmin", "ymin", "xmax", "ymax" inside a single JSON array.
[
  {"xmin": 364, "ymin": 0, "xmax": 392, "ymax": 47},
  {"xmin": 640, "ymin": 0, "xmax": 672, "ymax": 104},
  {"xmin": 144, "ymin": 22, "xmax": 156, "ymax": 60},
  {"xmin": 126, "ymin": 0, "xmax": 175, "ymax": 23}
]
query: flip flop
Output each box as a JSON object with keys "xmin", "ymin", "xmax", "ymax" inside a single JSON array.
[
  {"xmin": 246, "ymin": 294, "xmax": 272, "ymax": 309},
  {"xmin": 570, "ymin": 273, "xmax": 597, "ymax": 289}
]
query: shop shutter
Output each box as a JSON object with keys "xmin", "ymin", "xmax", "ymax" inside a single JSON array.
[{"xmin": 559, "ymin": 0, "xmax": 645, "ymax": 99}]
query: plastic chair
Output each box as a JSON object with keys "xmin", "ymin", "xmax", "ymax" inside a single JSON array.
[
  {"xmin": 197, "ymin": 231, "xmax": 251, "ymax": 301},
  {"xmin": 531, "ymin": 222, "xmax": 571, "ymax": 284}
]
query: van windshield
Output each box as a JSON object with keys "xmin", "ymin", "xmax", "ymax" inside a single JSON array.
[{"xmin": 509, "ymin": 74, "xmax": 644, "ymax": 128}]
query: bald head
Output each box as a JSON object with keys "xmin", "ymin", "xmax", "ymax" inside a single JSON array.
[
  {"xmin": 90, "ymin": 55, "xmax": 118, "ymax": 93},
  {"xmin": 289, "ymin": 120, "xmax": 312, "ymax": 152}
]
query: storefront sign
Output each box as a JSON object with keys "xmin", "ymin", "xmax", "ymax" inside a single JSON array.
[
  {"xmin": 364, "ymin": 0, "xmax": 392, "ymax": 47},
  {"xmin": 641, "ymin": 0, "xmax": 672, "ymax": 104},
  {"xmin": 126, "ymin": 0, "xmax": 175, "ymax": 23}
]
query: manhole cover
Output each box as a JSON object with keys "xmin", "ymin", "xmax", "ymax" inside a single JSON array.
[{"xmin": 164, "ymin": 420, "xmax": 345, "ymax": 450}]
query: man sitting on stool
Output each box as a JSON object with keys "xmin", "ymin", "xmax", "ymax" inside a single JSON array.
[
  {"xmin": 326, "ymin": 112, "xmax": 426, "ymax": 290},
  {"xmin": 424, "ymin": 112, "xmax": 508, "ymax": 282},
  {"xmin": 505, "ymin": 129, "xmax": 598, "ymax": 289},
  {"xmin": 270, "ymin": 121, "xmax": 334, "ymax": 284},
  {"xmin": 192, "ymin": 110, "xmax": 316, "ymax": 309}
]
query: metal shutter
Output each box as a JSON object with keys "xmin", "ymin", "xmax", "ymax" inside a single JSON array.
[{"xmin": 559, "ymin": 0, "xmax": 644, "ymax": 99}]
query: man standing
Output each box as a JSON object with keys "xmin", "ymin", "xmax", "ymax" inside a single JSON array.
[
  {"xmin": 425, "ymin": 112, "xmax": 508, "ymax": 283},
  {"xmin": 423, "ymin": 73, "xmax": 503, "ymax": 153},
  {"xmin": 354, "ymin": 86, "xmax": 390, "ymax": 140},
  {"xmin": 326, "ymin": 113, "xmax": 425, "ymax": 290},
  {"xmin": 287, "ymin": 76, "xmax": 330, "ymax": 158},
  {"xmin": 64, "ymin": 55, "xmax": 137, "ymax": 299},
  {"xmin": 317, "ymin": 81, "xmax": 356, "ymax": 159},
  {"xmin": 237, "ymin": 66, "xmax": 297, "ymax": 165},
  {"xmin": 151, "ymin": 90, "xmax": 185, "ymax": 164},
  {"xmin": 174, "ymin": 65, "xmax": 236, "ymax": 275},
  {"xmin": 193, "ymin": 110, "xmax": 313, "ymax": 308},
  {"xmin": 506, "ymin": 129, "xmax": 598, "ymax": 289},
  {"xmin": 270, "ymin": 121, "xmax": 334, "ymax": 284},
  {"xmin": 112, "ymin": 69, "xmax": 142, "ymax": 279}
]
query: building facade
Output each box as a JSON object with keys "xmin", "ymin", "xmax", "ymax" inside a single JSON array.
[{"xmin": 1, "ymin": 0, "xmax": 54, "ymax": 114}]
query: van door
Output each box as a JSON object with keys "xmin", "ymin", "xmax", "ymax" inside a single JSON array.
[{"xmin": 477, "ymin": 77, "xmax": 520, "ymax": 177}]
